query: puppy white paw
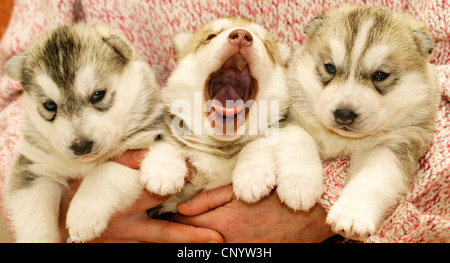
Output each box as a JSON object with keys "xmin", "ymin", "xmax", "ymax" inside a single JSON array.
[
  {"xmin": 233, "ymin": 165, "xmax": 276, "ymax": 203},
  {"xmin": 276, "ymin": 173, "xmax": 323, "ymax": 211},
  {"xmin": 327, "ymin": 197, "xmax": 377, "ymax": 240},
  {"xmin": 140, "ymin": 153, "xmax": 187, "ymax": 196},
  {"xmin": 66, "ymin": 202, "xmax": 109, "ymax": 242}
]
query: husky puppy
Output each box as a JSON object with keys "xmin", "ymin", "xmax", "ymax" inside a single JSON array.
[
  {"xmin": 4, "ymin": 24, "xmax": 164, "ymax": 242},
  {"xmin": 288, "ymin": 5, "xmax": 440, "ymax": 239},
  {"xmin": 141, "ymin": 16, "xmax": 322, "ymax": 215}
]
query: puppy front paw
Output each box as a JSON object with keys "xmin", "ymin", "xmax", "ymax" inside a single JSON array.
[
  {"xmin": 276, "ymin": 172, "xmax": 323, "ymax": 211},
  {"xmin": 140, "ymin": 153, "xmax": 187, "ymax": 196},
  {"xmin": 326, "ymin": 197, "xmax": 377, "ymax": 240},
  {"xmin": 66, "ymin": 202, "xmax": 109, "ymax": 242},
  {"xmin": 232, "ymin": 164, "xmax": 276, "ymax": 203}
]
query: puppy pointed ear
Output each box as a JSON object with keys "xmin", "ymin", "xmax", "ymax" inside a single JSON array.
[
  {"xmin": 172, "ymin": 32, "xmax": 194, "ymax": 54},
  {"xmin": 303, "ymin": 16, "xmax": 324, "ymax": 37},
  {"xmin": 412, "ymin": 30, "xmax": 435, "ymax": 59},
  {"xmin": 401, "ymin": 14, "xmax": 435, "ymax": 60},
  {"xmin": 277, "ymin": 42, "xmax": 292, "ymax": 66},
  {"xmin": 103, "ymin": 35, "xmax": 135, "ymax": 60},
  {"xmin": 6, "ymin": 52, "xmax": 27, "ymax": 81}
]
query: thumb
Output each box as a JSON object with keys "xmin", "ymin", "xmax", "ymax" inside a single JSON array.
[
  {"xmin": 177, "ymin": 184, "xmax": 234, "ymax": 216},
  {"xmin": 112, "ymin": 149, "xmax": 148, "ymax": 170}
]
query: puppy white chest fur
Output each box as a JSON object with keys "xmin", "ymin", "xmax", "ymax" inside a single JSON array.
[{"xmin": 188, "ymin": 150, "xmax": 237, "ymax": 190}]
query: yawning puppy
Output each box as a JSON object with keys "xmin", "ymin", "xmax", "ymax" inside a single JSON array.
[
  {"xmin": 141, "ymin": 16, "xmax": 306, "ymax": 215},
  {"xmin": 4, "ymin": 24, "xmax": 164, "ymax": 242},
  {"xmin": 288, "ymin": 5, "xmax": 440, "ymax": 239}
]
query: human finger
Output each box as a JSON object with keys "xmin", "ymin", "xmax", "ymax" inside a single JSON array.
[
  {"xmin": 128, "ymin": 218, "xmax": 224, "ymax": 243},
  {"xmin": 177, "ymin": 184, "xmax": 234, "ymax": 216},
  {"xmin": 112, "ymin": 149, "xmax": 148, "ymax": 169},
  {"xmin": 124, "ymin": 190, "xmax": 172, "ymax": 213}
]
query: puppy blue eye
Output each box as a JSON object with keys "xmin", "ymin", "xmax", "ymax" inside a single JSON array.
[
  {"xmin": 43, "ymin": 101, "xmax": 57, "ymax": 112},
  {"xmin": 206, "ymin": 34, "xmax": 217, "ymax": 40},
  {"xmin": 372, "ymin": 71, "xmax": 389, "ymax": 81},
  {"xmin": 91, "ymin": 90, "xmax": 106, "ymax": 103},
  {"xmin": 325, "ymin": 64, "xmax": 336, "ymax": 75}
]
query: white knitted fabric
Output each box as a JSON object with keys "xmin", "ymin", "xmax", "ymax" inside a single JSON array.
[{"xmin": 0, "ymin": 0, "xmax": 448, "ymax": 242}]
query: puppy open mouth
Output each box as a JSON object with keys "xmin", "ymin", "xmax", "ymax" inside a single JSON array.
[{"xmin": 205, "ymin": 53, "xmax": 258, "ymax": 135}]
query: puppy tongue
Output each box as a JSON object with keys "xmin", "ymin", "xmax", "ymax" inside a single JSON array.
[{"xmin": 212, "ymin": 85, "xmax": 244, "ymax": 116}]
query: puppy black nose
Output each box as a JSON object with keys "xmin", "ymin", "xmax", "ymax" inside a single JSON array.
[
  {"xmin": 334, "ymin": 109, "xmax": 357, "ymax": 125},
  {"xmin": 228, "ymin": 29, "xmax": 253, "ymax": 47},
  {"xmin": 70, "ymin": 139, "xmax": 93, "ymax": 156}
]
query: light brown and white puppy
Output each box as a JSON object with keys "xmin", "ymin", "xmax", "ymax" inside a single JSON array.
[
  {"xmin": 5, "ymin": 24, "xmax": 164, "ymax": 242},
  {"xmin": 141, "ymin": 16, "xmax": 323, "ymax": 215},
  {"xmin": 288, "ymin": 5, "xmax": 440, "ymax": 240}
]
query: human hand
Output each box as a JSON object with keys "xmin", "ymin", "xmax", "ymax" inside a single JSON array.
[
  {"xmin": 170, "ymin": 185, "xmax": 335, "ymax": 243},
  {"xmin": 59, "ymin": 149, "xmax": 224, "ymax": 243}
]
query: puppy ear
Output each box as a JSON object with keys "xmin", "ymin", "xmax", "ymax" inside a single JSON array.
[
  {"xmin": 172, "ymin": 32, "xmax": 194, "ymax": 54},
  {"xmin": 412, "ymin": 30, "xmax": 435, "ymax": 58},
  {"xmin": 303, "ymin": 16, "xmax": 324, "ymax": 37},
  {"xmin": 6, "ymin": 52, "xmax": 27, "ymax": 81},
  {"xmin": 401, "ymin": 14, "xmax": 435, "ymax": 59},
  {"xmin": 103, "ymin": 35, "xmax": 135, "ymax": 60},
  {"xmin": 277, "ymin": 42, "xmax": 292, "ymax": 66}
]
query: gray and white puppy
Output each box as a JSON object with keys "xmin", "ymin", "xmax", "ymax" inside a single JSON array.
[
  {"xmin": 288, "ymin": 5, "xmax": 440, "ymax": 239},
  {"xmin": 4, "ymin": 24, "xmax": 164, "ymax": 242}
]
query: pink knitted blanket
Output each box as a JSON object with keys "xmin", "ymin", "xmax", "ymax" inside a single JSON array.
[{"xmin": 0, "ymin": 0, "xmax": 448, "ymax": 242}]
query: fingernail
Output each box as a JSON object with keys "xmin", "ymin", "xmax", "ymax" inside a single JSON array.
[{"xmin": 207, "ymin": 240, "xmax": 219, "ymax": 243}]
